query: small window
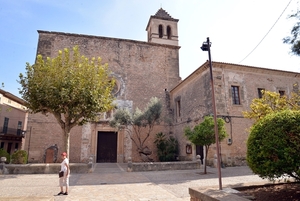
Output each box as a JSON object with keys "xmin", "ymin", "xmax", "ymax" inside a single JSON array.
[
  {"xmin": 15, "ymin": 143, "xmax": 19, "ymax": 151},
  {"xmin": 3, "ymin": 117, "xmax": 9, "ymax": 134},
  {"xmin": 231, "ymin": 86, "xmax": 240, "ymax": 105},
  {"xmin": 159, "ymin": 25, "xmax": 163, "ymax": 38},
  {"xmin": 176, "ymin": 100, "xmax": 181, "ymax": 117},
  {"xmin": 279, "ymin": 90, "xmax": 285, "ymax": 97},
  {"xmin": 257, "ymin": 88, "xmax": 265, "ymax": 98},
  {"xmin": 17, "ymin": 121, "xmax": 22, "ymax": 136},
  {"xmin": 0, "ymin": 142, "xmax": 4, "ymax": 149},
  {"xmin": 167, "ymin": 26, "xmax": 171, "ymax": 39}
]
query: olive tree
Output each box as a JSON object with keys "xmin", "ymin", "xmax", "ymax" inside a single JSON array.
[
  {"xmin": 184, "ymin": 116, "xmax": 227, "ymax": 174},
  {"xmin": 109, "ymin": 97, "xmax": 162, "ymax": 161},
  {"xmin": 19, "ymin": 46, "xmax": 115, "ymax": 156},
  {"xmin": 247, "ymin": 110, "xmax": 300, "ymax": 181}
]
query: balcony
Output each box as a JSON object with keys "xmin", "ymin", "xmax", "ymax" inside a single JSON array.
[{"xmin": 0, "ymin": 126, "xmax": 25, "ymax": 138}]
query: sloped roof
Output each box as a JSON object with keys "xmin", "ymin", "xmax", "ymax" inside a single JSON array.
[
  {"xmin": 146, "ymin": 8, "xmax": 179, "ymax": 30},
  {"xmin": 154, "ymin": 8, "xmax": 173, "ymax": 19},
  {"xmin": 0, "ymin": 89, "xmax": 26, "ymax": 105},
  {"xmin": 170, "ymin": 61, "xmax": 300, "ymax": 93}
]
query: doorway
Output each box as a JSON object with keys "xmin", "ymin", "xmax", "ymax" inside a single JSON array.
[
  {"xmin": 7, "ymin": 143, "xmax": 12, "ymax": 154},
  {"xmin": 196, "ymin": 145, "xmax": 204, "ymax": 164},
  {"xmin": 97, "ymin": 132, "xmax": 117, "ymax": 163}
]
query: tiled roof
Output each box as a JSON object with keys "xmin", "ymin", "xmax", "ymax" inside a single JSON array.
[{"xmin": 154, "ymin": 8, "xmax": 173, "ymax": 19}]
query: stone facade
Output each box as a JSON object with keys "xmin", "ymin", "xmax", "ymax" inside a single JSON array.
[
  {"xmin": 24, "ymin": 8, "xmax": 181, "ymax": 163},
  {"xmin": 170, "ymin": 61, "xmax": 300, "ymax": 165},
  {"xmin": 23, "ymin": 8, "xmax": 300, "ymax": 165}
]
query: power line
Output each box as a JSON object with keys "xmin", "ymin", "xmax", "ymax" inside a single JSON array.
[{"xmin": 239, "ymin": 0, "xmax": 293, "ymax": 63}]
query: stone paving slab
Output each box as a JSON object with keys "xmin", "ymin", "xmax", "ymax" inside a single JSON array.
[
  {"xmin": 0, "ymin": 198, "xmax": 53, "ymax": 201},
  {"xmin": 0, "ymin": 164, "xmax": 269, "ymax": 201}
]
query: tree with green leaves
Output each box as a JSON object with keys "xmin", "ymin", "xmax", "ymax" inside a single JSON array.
[
  {"xmin": 243, "ymin": 90, "xmax": 300, "ymax": 122},
  {"xmin": 109, "ymin": 97, "xmax": 162, "ymax": 162},
  {"xmin": 154, "ymin": 132, "xmax": 179, "ymax": 162},
  {"xmin": 184, "ymin": 116, "xmax": 227, "ymax": 174},
  {"xmin": 19, "ymin": 46, "xmax": 115, "ymax": 157},
  {"xmin": 247, "ymin": 110, "xmax": 300, "ymax": 181},
  {"xmin": 283, "ymin": 10, "xmax": 300, "ymax": 56}
]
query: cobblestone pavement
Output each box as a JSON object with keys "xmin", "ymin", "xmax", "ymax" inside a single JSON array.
[{"xmin": 0, "ymin": 163, "xmax": 268, "ymax": 201}]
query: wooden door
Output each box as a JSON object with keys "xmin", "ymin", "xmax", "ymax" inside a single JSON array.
[
  {"xmin": 97, "ymin": 132, "xmax": 117, "ymax": 163},
  {"xmin": 45, "ymin": 149, "xmax": 54, "ymax": 163}
]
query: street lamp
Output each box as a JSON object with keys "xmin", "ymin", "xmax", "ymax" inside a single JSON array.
[{"xmin": 201, "ymin": 37, "xmax": 222, "ymax": 190}]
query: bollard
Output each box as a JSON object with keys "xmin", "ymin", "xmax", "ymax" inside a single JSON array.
[
  {"xmin": 127, "ymin": 157, "xmax": 132, "ymax": 172},
  {"xmin": 88, "ymin": 156, "xmax": 94, "ymax": 173},
  {"xmin": 0, "ymin": 157, "xmax": 7, "ymax": 174},
  {"xmin": 196, "ymin": 155, "xmax": 201, "ymax": 169}
]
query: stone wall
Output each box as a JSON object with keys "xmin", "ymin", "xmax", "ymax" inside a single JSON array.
[
  {"xmin": 25, "ymin": 31, "xmax": 181, "ymax": 163},
  {"xmin": 3, "ymin": 163, "xmax": 91, "ymax": 174},
  {"xmin": 170, "ymin": 61, "xmax": 300, "ymax": 165},
  {"xmin": 24, "ymin": 113, "xmax": 82, "ymax": 163},
  {"xmin": 128, "ymin": 160, "xmax": 201, "ymax": 172}
]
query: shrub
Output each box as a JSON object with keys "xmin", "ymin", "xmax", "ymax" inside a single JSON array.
[
  {"xmin": 154, "ymin": 132, "xmax": 178, "ymax": 162},
  {"xmin": 247, "ymin": 110, "xmax": 300, "ymax": 181},
  {"xmin": 0, "ymin": 149, "xmax": 10, "ymax": 164},
  {"xmin": 11, "ymin": 150, "xmax": 28, "ymax": 164}
]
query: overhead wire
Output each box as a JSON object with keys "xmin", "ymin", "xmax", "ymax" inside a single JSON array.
[{"xmin": 239, "ymin": 0, "xmax": 293, "ymax": 63}]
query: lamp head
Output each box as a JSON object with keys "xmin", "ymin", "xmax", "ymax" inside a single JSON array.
[{"xmin": 201, "ymin": 42, "xmax": 211, "ymax": 51}]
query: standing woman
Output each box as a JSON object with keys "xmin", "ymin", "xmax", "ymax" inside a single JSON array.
[{"xmin": 58, "ymin": 152, "xmax": 70, "ymax": 195}]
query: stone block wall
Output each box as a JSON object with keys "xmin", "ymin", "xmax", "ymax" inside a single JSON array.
[
  {"xmin": 24, "ymin": 30, "xmax": 181, "ymax": 163},
  {"xmin": 24, "ymin": 112, "xmax": 82, "ymax": 163},
  {"xmin": 170, "ymin": 61, "xmax": 300, "ymax": 165}
]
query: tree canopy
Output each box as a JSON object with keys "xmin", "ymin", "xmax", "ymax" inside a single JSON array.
[
  {"xmin": 184, "ymin": 116, "xmax": 227, "ymax": 173},
  {"xmin": 19, "ymin": 46, "xmax": 115, "ymax": 155},
  {"xmin": 243, "ymin": 90, "xmax": 300, "ymax": 122},
  {"xmin": 247, "ymin": 110, "xmax": 300, "ymax": 181},
  {"xmin": 283, "ymin": 10, "xmax": 300, "ymax": 56},
  {"xmin": 110, "ymin": 97, "xmax": 162, "ymax": 161}
]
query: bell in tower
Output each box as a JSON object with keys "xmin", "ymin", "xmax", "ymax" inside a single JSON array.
[{"xmin": 146, "ymin": 8, "xmax": 179, "ymax": 46}]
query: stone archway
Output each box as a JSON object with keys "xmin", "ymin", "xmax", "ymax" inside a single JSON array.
[{"xmin": 44, "ymin": 144, "xmax": 58, "ymax": 163}]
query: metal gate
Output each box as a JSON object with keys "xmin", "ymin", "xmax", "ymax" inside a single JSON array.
[{"xmin": 97, "ymin": 131, "xmax": 117, "ymax": 163}]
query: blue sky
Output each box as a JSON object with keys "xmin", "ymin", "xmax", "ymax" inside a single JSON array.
[{"xmin": 1, "ymin": 0, "xmax": 299, "ymax": 97}]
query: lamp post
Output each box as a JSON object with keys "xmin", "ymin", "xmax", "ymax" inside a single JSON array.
[{"xmin": 201, "ymin": 37, "xmax": 222, "ymax": 190}]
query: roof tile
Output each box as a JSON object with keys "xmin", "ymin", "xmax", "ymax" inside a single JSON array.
[{"xmin": 154, "ymin": 8, "xmax": 173, "ymax": 19}]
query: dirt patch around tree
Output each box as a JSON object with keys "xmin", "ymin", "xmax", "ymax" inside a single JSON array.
[{"xmin": 235, "ymin": 182, "xmax": 300, "ymax": 201}]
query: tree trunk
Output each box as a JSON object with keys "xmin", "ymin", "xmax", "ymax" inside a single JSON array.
[
  {"xmin": 204, "ymin": 145, "xmax": 209, "ymax": 174},
  {"xmin": 66, "ymin": 132, "xmax": 70, "ymax": 159},
  {"xmin": 63, "ymin": 128, "xmax": 71, "ymax": 161}
]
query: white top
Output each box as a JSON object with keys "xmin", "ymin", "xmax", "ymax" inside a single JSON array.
[{"xmin": 60, "ymin": 158, "xmax": 69, "ymax": 173}]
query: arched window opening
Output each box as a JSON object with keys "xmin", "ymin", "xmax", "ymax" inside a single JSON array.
[
  {"xmin": 159, "ymin": 25, "xmax": 163, "ymax": 38},
  {"xmin": 167, "ymin": 26, "xmax": 172, "ymax": 39}
]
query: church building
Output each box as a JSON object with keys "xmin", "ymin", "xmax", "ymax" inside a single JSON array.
[{"xmin": 24, "ymin": 8, "xmax": 300, "ymax": 165}]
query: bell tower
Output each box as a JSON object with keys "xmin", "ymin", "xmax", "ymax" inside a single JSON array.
[{"xmin": 146, "ymin": 8, "xmax": 179, "ymax": 46}]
